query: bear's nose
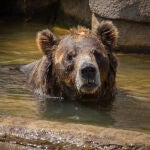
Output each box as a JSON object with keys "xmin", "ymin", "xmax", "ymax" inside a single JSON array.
[{"xmin": 81, "ymin": 63, "xmax": 96, "ymax": 79}]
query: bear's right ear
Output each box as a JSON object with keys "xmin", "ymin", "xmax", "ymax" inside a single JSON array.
[
  {"xmin": 36, "ymin": 29, "xmax": 57, "ymax": 56},
  {"xmin": 96, "ymin": 21, "xmax": 118, "ymax": 50}
]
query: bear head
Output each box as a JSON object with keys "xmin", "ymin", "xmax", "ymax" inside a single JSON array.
[{"xmin": 36, "ymin": 21, "xmax": 118, "ymax": 102}]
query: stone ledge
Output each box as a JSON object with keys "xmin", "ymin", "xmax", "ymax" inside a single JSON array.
[
  {"xmin": 0, "ymin": 117, "xmax": 149, "ymax": 149},
  {"xmin": 89, "ymin": 0, "xmax": 150, "ymax": 23}
]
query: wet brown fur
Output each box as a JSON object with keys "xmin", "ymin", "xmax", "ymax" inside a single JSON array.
[{"xmin": 22, "ymin": 21, "xmax": 118, "ymax": 102}]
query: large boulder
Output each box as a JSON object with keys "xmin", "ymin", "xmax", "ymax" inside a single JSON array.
[
  {"xmin": 89, "ymin": 0, "xmax": 150, "ymax": 53},
  {"xmin": 89, "ymin": 0, "xmax": 150, "ymax": 23}
]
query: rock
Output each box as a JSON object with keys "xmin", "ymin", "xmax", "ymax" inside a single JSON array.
[
  {"xmin": 0, "ymin": 116, "xmax": 150, "ymax": 149},
  {"xmin": 89, "ymin": 0, "xmax": 150, "ymax": 23},
  {"xmin": 89, "ymin": 0, "xmax": 150, "ymax": 52}
]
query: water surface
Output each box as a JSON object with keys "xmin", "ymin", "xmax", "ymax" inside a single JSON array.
[{"xmin": 0, "ymin": 22, "xmax": 150, "ymax": 133}]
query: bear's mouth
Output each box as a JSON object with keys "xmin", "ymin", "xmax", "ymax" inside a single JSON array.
[{"xmin": 80, "ymin": 81, "xmax": 99, "ymax": 94}]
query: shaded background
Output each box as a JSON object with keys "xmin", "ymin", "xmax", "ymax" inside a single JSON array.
[{"xmin": 0, "ymin": 0, "xmax": 91, "ymax": 26}]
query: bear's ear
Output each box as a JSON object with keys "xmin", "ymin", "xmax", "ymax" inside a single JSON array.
[
  {"xmin": 36, "ymin": 29, "xmax": 57, "ymax": 56},
  {"xmin": 96, "ymin": 21, "xmax": 118, "ymax": 50}
]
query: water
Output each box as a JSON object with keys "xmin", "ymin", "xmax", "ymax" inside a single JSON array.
[{"xmin": 0, "ymin": 21, "xmax": 150, "ymax": 133}]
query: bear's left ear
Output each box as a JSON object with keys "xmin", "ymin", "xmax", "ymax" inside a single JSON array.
[
  {"xmin": 96, "ymin": 21, "xmax": 118, "ymax": 50},
  {"xmin": 36, "ymin": 29, "xmax": 57, "ymax": 56}
]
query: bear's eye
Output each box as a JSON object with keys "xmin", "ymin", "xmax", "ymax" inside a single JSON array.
[
  {"xmin": 67, "ymin": 54, "xmax": 73, "ymax": 61},
  {"xmin": 94, "ymin": 51, "xmax": 103, "ymax": 64}
]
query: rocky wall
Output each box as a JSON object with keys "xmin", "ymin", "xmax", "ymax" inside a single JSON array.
[{"xmin": 89, "ymin": 0, "xmax": 150, "ymax": 53}]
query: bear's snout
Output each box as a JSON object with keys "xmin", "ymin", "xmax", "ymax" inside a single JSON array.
[
  {"xmin": 75, "ymin": 55, "xmax": 101, "ymax": 95},
  {"xmin": 79, "ymin": 63, "xmax": 100, "ymax": 94},
  {"xmin": 80, "ymin": 63, "xmax": 96, "ymax": 80}
]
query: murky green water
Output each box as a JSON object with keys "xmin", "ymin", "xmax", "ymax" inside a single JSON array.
[{"xmin": 0, "ymin": 22, "xmax": 150, "ymax": 133}]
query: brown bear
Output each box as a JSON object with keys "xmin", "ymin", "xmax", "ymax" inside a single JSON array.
[{"xmin": 21, "ymin": 21, "xmax": 118, "ymax": 102}]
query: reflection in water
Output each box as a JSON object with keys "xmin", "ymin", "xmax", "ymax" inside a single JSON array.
[
  {"xmin": 0, "ymin": 22, "xmax": 150, "ymax": 133},
  {"xmin": 38, "ymin": 97, "xmax": 115, "ymax": 126},
  {"xmin": 36, "ymin": 92, "xmax": 150, "ymax": 132}
]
